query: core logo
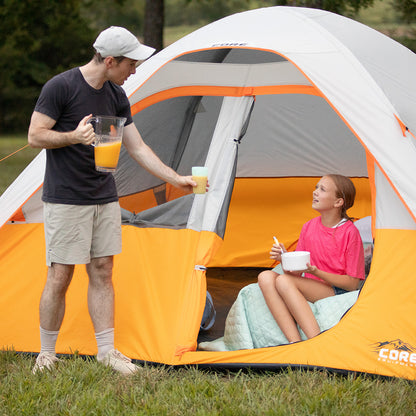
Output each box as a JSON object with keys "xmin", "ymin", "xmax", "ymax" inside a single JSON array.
[
  {"xmin": 372, "ymin": 339, "xmax": 416, "ymax": 368},
  {"xmin": 211, "ymin": 42, "xmax": 248, "ymax": 47}
]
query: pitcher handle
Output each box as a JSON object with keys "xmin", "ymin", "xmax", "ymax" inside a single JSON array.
[{"xmin": 86, "ymin": 116, "xmax": 97, "ymax": 146}]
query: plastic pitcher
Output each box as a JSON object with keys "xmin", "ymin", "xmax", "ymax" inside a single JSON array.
[{"xmin": 88, "ymin": 116, "xmax": 127, "ymax": 172}]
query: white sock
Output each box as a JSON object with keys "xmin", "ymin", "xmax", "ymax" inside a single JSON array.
[
  {"xmin": 95, "ymin": 328, "xmax": 114, "ymax": 359},
  {"xmin": 39, "ymin": 326, "xmax": 59, "ymax": 355}
]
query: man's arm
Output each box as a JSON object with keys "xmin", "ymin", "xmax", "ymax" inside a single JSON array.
[
  {"xmin": 122, "ymin": 123, "xmax": 196, "ymax": 192},
  {"xmin": 28, "ymin": 111, "xmax": 96, "ymax": 149}
]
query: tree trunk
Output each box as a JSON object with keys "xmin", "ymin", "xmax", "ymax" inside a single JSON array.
[{"xmin": 143, "ymin": 0, "xmax": 164, "ymax": 52}]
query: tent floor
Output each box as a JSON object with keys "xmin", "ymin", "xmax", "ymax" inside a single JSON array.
[{"xmin": 198, "ymin": 267, "xmax": 266, "ymax": 343}]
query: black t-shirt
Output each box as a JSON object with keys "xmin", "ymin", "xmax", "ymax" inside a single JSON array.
[{"xmin": 35, "ymin": 67, "xmax": 133, "ymax": 205}]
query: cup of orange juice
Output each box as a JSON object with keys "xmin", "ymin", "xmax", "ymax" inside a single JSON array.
[
  {"xmin": 88, "ymin": 116, "xmax": 127, "ymax": 172},
  {"xmin": 192, "ymin": 166, "xmax": 208, "ymax": 194}
]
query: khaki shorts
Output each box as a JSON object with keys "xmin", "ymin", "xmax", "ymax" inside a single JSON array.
[{"xmin": 43, "ymin": 202, "xmax": 122, "ymax": 266}]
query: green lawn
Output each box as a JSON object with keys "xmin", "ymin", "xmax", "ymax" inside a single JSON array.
[{"xmin": 1, "ymin": 350, "xmax": 415, "ymax": 415}]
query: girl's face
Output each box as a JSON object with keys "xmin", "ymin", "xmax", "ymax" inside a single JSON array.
[{"xmin": 312, "ymin": 176, "xmax": 343, "ymax": 213}]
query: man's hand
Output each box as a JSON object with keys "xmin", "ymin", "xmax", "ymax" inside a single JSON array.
[
  {"xmin": 173, "ymin": 175, "xmax": 198, "ymax": 193},
  {"xmin": 74, "ymin": 115, "xmax": 95, "ymax": 146}
]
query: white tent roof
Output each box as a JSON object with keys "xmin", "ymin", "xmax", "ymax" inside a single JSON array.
[{"xmin": 123, "ymin": 6, "xmax": 416, "ymax": 226}]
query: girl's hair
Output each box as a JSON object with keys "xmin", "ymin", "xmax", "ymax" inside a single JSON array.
[{"xmin": 326, "ymin": 174, "xmax": 356, "ymax": 220}]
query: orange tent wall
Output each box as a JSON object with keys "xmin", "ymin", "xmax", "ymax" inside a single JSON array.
[
  {"xmin": 209, "ymin": 177, "xmax": 372, "ymax": 267},
  {"xmin": 180, "ymin": 229, "xmax": 416, "ymax": 380},
  {"xmin": 0, "ymin": 223, "xmax": 221, "ymax": 364}
]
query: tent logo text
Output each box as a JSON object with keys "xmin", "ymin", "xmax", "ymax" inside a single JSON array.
[
  {"xmin": 372, "ymin": 339, "xmax": 416, "ymax": 367},
  {"xmin": 211, "ymin": 42, "xmax": 248, "ymax": 47}
]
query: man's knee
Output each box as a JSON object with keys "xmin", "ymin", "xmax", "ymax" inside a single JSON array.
[
  {"xmin": 48, "ymin": 264, "xmax": 74, "ymax": 288},
  {"xmin": 87, "ymin": 256, "xmax": 114, "ymax": 282}
]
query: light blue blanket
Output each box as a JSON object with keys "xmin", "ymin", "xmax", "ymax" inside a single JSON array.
[{"xmin": 199, "ymin": 283, "xmax": 359, "ymax": 351}]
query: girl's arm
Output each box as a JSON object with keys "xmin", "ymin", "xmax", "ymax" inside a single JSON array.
[{"xmin": 304, "ymin": 265, "xmax": 361, "ymax": 291}]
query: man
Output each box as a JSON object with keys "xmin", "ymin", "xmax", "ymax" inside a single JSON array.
[{"xmin": 28, "ymin": 26, "xmax": 196, "ymax": 374}]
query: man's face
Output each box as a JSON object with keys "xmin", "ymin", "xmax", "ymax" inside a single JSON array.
[{"xmin": 108, "ymin": 57, "xmax": 140, "ymax": 85}]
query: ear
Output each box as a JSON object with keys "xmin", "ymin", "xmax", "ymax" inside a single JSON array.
[
  {"xmin": 334, "ymin": 198, "xmax": 344, "ymax": 208},
  {"xmin": 104, "ymin": 56, "xmax": 115, "ymax": 68}
]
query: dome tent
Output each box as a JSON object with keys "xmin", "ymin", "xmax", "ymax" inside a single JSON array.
[{"xmin": 1, "ymin": 6, "xmax": 416, "ymax": 379}]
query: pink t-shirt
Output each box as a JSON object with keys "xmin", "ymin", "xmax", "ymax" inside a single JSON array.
[{"xmin": 296, "ymin": 216, "xmax": 365, "ymax": 282}]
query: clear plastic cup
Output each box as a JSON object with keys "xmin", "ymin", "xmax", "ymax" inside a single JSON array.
[{"xmin": 192, "ymin": 166, "xmax": 208, "ymax": 194}]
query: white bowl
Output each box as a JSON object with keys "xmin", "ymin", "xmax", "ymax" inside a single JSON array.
[{"xmin": 281, "ymin": 251, "xmax": 310, "ymax": 271}]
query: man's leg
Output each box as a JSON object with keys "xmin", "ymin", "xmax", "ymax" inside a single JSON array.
[
  {"xmin": 40, "ymin": 263, "xmax": 75, "ymax": 330},
  {"xmin": 86, "ymin": 256, "xmax": 139, "ymax": 375},
  {"xmin": 33, "ymin": 263, "xmax": 74, "ymax": 373},
  {"xmin": 86, "ymin": 256, "xmax": 114, "ymax": 333}
]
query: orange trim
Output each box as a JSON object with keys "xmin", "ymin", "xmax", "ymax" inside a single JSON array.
[
  {"xmin": 127, "ymin": 46, "xmax": 304, "ymax": 99},
  {"xmin": 374, "ymin": 158, "xmax": 416, "ymax": 223},
  {"xmin": 8, "ymin": 207, "xmax": 26, "ymax": 223},
  {"xmin": 367, "ymin": 141, "xmax": 416, "ymax": 224},
  {"xmin": 366, "ymin": 152, "xmax": 377, "ymax": 238},
  {"xmin": 0, "ymin": 144, "xmax": 30, "ymax": 163},
  {"xmin": 4, "ymin": 183, "xmax": 43, "ymax": 226},
  {"xmin": 394, "ymin": 114, "xmax": 407, "ymax": 136},
  {"xmin": 131, "ymin": 84, "xmax": 319, "ymax": 115},
  {"xmin": 406, "ymin": 128, "xmax": 416, "ymax": 141}
]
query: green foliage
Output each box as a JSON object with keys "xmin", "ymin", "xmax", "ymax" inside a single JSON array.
[
  {"xmin": 167, "ymin": 0, "xmax": 376, "ymax": 25},
  {"xmin": 0, "ymin": 0, "xmax": 95, "ymax": 133},
  {"xmin": 83, "ymin": 0, "xmax": 145, "ymax": 37},
  {"xmin": 166, "ymin": 0, "xmax": 253, "ymax": 26},
  {"xmin": 272, "ymin": 0, "xmax": 375, "ymax": 15},
  {"xmin": 392, "ymin": 0, "xmax": 416, "ymax": 22}
]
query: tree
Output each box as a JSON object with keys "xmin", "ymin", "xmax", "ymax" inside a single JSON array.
[
  {"xmin": 144, "ymin": 0, "xmax": 164, "ymax": 52},
  {"xmin": 0, "ymin": 0, "xmax": 94, "ymax": 133},
  {"xmin": 391, "ymin": 0, "xmax": 416, "ymax": 23},
  {"xmin": 272, "ymin": 0, "xmax": 375, "ymax": 15}
]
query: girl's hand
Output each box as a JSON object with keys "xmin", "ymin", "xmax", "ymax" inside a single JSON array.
[
  {"xmin": 304, "ymin": 263, "xmax": 318, "ymax": 275},
  {"xmin": 270, "ymin": 242, "xmax": 285, "ymax": 261}
]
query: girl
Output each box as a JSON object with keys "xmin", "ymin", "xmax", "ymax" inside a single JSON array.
[{"xmin": 258, "ymin": 174, "xmax": 365, "ymax": 343}]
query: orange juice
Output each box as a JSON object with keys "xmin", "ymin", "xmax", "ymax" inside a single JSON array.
[
  {"xmin": 94, "ymin": 139, "xmax": 122, "ymax": 172},
  {"xmin": 192, "ymin": 176, "xmax": 208, "ymax": 194}
]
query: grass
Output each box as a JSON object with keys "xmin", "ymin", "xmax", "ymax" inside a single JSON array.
[{"xmin": 1, "ymin": 350, "xmax": 415, "ymax": 415}]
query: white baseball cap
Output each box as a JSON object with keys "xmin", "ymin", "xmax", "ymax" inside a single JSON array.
[{"xmin": 93, "ymin": 26, "xmax": 155, "ymax": 60}]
